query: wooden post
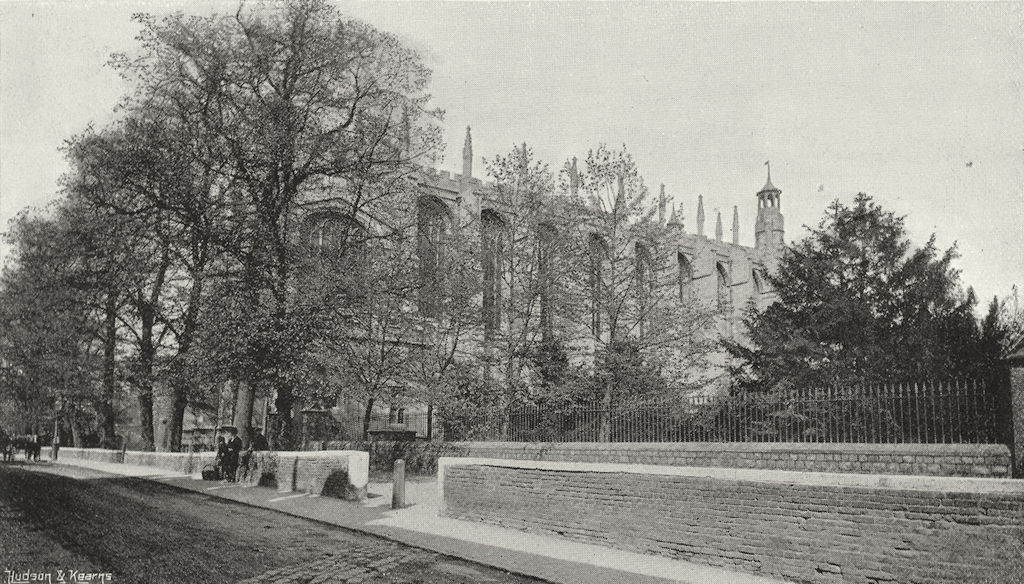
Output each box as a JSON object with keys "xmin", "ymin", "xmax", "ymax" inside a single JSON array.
[{"xmin": 392, "ymin": 459, "xmax": 406, "ymax": 509}]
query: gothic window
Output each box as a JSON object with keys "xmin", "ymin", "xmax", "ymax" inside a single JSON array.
[
  {"xmin": 752, "ymin": 268, "xmax": 765, "ymax": 295},
  {"xmin": 304, "ymin": 213, "xmax": 368, "ymax": 270},
  {"xmin": 537, "ymin": 223, "xmax": 558, "ymax": 339},
  {"xmin": 589, "ymin": 234, "xmax": 607, "ymax": 335},
  {"xmin": 716, "ymin": 262, "xmax": 730, "ymax": 312},
  {"xmin": 677, "ymin": 253, "xmax": 693, "ymax": 301},
  {"xmin": 481, "ymin": 210, "xmax": 506, "ymax": 335},
  {"xmin": 635, "ymin": 244, "xmax": 655, "ymax": 335},
  {"xmin": 635, "ymin": 244, "xmax": 654, "ymax": 310},
  {"xmin": 417, "ymin": 196, "xmax": 452, "ymax": 317}
]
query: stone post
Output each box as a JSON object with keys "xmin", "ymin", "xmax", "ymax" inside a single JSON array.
[
  {"xmin": 1004, "ymin": 347, "xmax": 1024, "ymax": 478},
  {"xmin": 392, "ymin": 459, "xmax": 406, "ymax": 509}
]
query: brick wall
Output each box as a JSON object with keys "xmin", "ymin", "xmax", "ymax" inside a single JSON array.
[
  {"xmin": 330, "ymin": 440, "xmax": 1011, "ymax": 478},
  {"xmin": 440, "ymin": 458, "xmax": 1024, "ymax": 584},
  {"xmin": 270, "ymin": 451, "xmax": 368, "ymax": 500}
]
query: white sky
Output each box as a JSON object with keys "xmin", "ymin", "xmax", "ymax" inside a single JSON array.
[{"xmin": 2, "ymin": 1, "xmax": 1022, "ymax": 307}]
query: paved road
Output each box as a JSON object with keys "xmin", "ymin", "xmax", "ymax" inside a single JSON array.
[{"xmin": 0, "ymin": 462, "xmax": 544, "ymax": 584}]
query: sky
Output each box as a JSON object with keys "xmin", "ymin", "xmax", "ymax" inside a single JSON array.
[{"xmin": 1, "ymin": 1, "xmax": 1022, "ymax": 308}]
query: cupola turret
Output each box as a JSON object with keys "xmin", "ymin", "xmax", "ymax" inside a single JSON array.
[{"xmin": 754, "ymin": 162, "xmax": 785, "ymax": 251}]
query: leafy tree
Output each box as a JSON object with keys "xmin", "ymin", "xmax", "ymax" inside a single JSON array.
[
  {"xmin": 728, "ymin": 193, "xmax": 986, "ymax": 391},
  {"xmin": 474, "ymin": 144, "xmax": 589, "ymax": 426},
  {"xmin": 572, "ymin": 145, "xmax": 719, "ymax": 439},
  {"xmin": 64, "ymin": 125, "xmax": 188, "ymax": 450},
  {"xmin": 111, "ymin": 0, "xmax": 442, "ymax": 448},
  {"xmin": 403, "ymin": 208, "xmax": 483, "ymax": 441},
  {"xmin": 0, "ymin": 203, "xmax": 138, "ymax": 447},
  {"xmin": 316, "ymin": 197, "xmax": 422, "ymax": 441},
  {"xmin": 979, "ymin": 289, "xmax": 1024, "ymax": 364}
]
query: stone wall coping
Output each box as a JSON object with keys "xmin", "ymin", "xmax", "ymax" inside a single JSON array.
[
  {"xmin": 456, "ymin": 441, "xmax": 1010, "ymax": 456},
  {"xmin": 61, "ymin": 447, "xmax": 363, "ymax": 457},
  {"xmin": 437, "ymin": 457, "xmax": 1024, "ymax": 496},
  {"xmin": 64, "ymin": 442, "xmax": 1010, "ymax": 456},
  {"xmin": 59, "ymin": 447, "xmax": 369, "ymax": 490}
]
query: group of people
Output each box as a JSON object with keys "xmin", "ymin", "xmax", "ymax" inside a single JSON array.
[
  {"xmin": 214, "ymin": 426, "xmax": 269, "ymax": 482},
  {"xmin": 0, "ymin": 428, "xmax": 42, "ymax": 462}
]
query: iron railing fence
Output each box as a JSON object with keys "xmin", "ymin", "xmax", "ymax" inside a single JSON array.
[
  {"xmin": 493, "ymin": 379, "xmax": 1000, "ymax": 444},
  {"xmin": 363, "ymin": 411, "xmax": 432, "ymax": 438},
  {"xmin": 321, "ymin": 379, "xmax": 1001, "ymax": 445}
]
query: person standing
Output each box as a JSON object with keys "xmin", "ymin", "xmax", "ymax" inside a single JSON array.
[
  {"xmin": 0, "ymin": 428, "xmax": 10, "ymax": 462},
  {"xmin": 251, "ymin": 429, "xmax": 270, "ymax": 452},
  {"xmin": 225, "ymin": 428, "xmax": 242, "ymax": 482},
  {"xmin": 214, "ymin": 436, "xmax": 228, "ymax": 479}
]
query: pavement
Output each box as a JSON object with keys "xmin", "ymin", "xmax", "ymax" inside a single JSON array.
[{"xmin": 52, "ymin": 457, "xmax": 788, "ymax": 584}]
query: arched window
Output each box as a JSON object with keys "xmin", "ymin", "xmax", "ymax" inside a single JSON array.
[
  {"xmin": 417, "ymin": 196, "xmax": 452, "ymax": 317},
  {"xmin": 635, "ymin": 243, "xmax": 654, "ymax": 310},
  {"xmin": 589, "ymin": 235, "xmax": 607, "ymax": 335},
  {"xmin": 752, "ymin": 268, "xmax": 765, "ymax": 295},
  {"xmin": 677, "ymin": 253, "xmax": 693, "ymax": 301},
  {"xmin": 481, "ymin": 210, "xmax": 506, "ymax": 335},
  {"xmin": 716, "ymin": 262, "xmax": 730, "ymax": 312},
  {"xmin": 537, "ymin": 223, "xmax": 558, "ymax": 339},
  {"xmin": 635, "ymin": 244, "xmax": 654, "ymax": 335},
  {"xmin": 304, "ymin": 212, "xmax": 367, "ymax": 265}
]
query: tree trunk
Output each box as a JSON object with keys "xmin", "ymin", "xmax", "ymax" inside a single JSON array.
[
  {"xmin": 99, "ymin": 293, "xmax": 118, "ymax": 448},
  {"xmin": 70, "ymin": 412, "xmax": 84, "ymax": 448},
  {"xmin": 426, "ymin": 402, "xmax": 433, "ymax": 440},
  {"xmin": 137, "ymin": 391, "xmax": 155, "ymax": 451},
  {"xmin": 168, "ymin": 275, "xmax": 203, "ymax": 452},
  {"xmin": 134, "ymin": 254, "xmax": 167, "ymax": 452},
  {"xmin": 233, "ymin": 381, "xmax": 256, "ymax": 446},
  {"xmin": 361, "ymin": 397, "xmax": 376, "ymax": 441},
  {"xmin": 274, "ymin": 384, "xmax": 296, "ymax": 450},
  {"xmin": 599, "ymin": 379, "xmax": 612, "ymax": 443},
  {"xmin": 167, "ymin": 385, "xmax": 188, "ymax": 452},
  {"xmin": 136, "ymin": 309, "xmax": 157, "ymax": 452}
]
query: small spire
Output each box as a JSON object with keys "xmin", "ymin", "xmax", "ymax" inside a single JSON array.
[
  {"xmin": 760, "ymin": 160, "xmax": 780, "ymax": 194},
  {"xmin": 731, "ymin": 205, "xmax": 739, "ymax": 245},
  {"xmin": 667, "ymin": 200, "xmax": 682, "ymax": 229},
  {"xmin": 658, "ymin": 184, "xmax": 666, "ymax": 224},
  {"xmin": 462, "ymin": 126, "xmax": 473, "ymax": 178},
  {"xmin": 696, "ymin": 195, "xmax": 705, "ymax": 237},
  {"xmin": 569, "ymin": 157, "xmax": 580, "ymax": 196},
  {"xmin": 715, "ymin": 210, "xmax": 723, "ymax": 241}
]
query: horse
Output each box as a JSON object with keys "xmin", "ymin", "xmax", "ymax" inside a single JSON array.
[
  {"xmin": 0, "ymin": 431, "xmax": 12, "ymax": 462},
  {"xmin": 9, "ymin": 435, "xmax": 41, "ymax": 462}
]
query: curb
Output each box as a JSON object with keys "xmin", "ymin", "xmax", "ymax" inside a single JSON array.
[{"xmin": 50, "ymin": 460, "xmax": 686, "ymax": 584}]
